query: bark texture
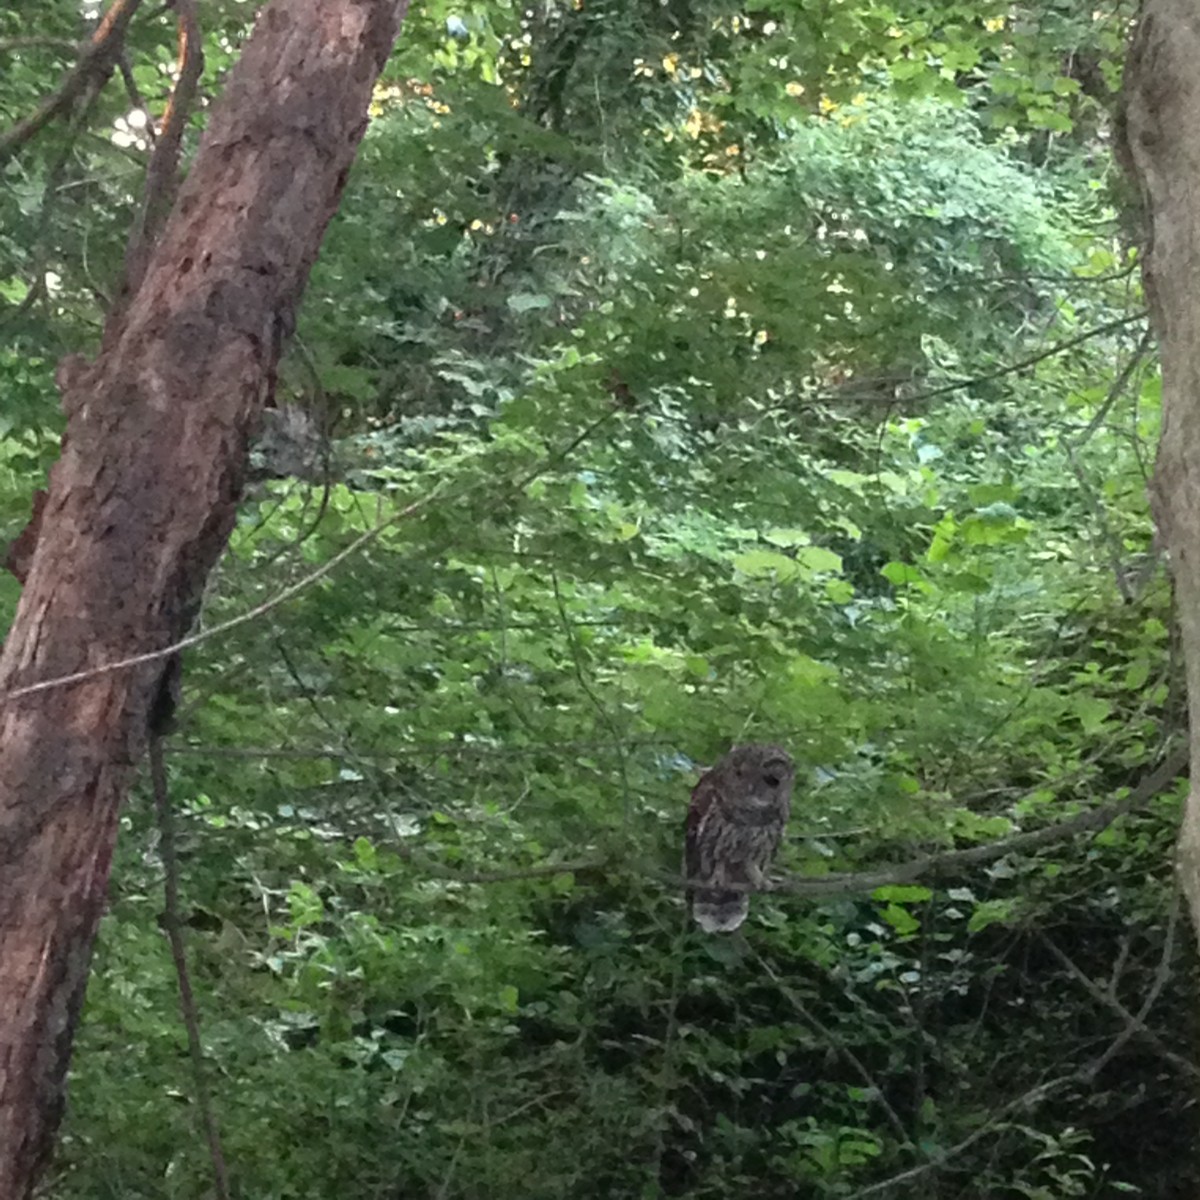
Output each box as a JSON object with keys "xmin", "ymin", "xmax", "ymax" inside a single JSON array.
[
  {"xmin": 1121, "ymin": 1, "xmax": 1200, "ymax": 935},
  {"xmin": 0, "ymin": 2, "xmax": 407, "ymax": 1193}
]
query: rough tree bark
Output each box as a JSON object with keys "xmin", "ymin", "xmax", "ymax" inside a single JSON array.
[
  {"xmin": 1121, "ymin": 1, "xmax": 1200, "ymax": 936},
  {"xmin": 0, "ymin": 1, "xmax": 408, "ymax": 1194}
]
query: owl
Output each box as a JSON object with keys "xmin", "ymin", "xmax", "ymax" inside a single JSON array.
[{"xmin": 684, "ymin": 743, "xmax": 795, "ymax": 933}]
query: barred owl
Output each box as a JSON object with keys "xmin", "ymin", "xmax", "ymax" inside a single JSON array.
[{"xmin": 684, "ymin": 743, "xmax": 794, "ymax": 933}]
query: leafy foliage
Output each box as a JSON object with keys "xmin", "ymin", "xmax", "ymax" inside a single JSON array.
[{"xmin": 1, "ymin": 1, "xmax": 1194, "ymax": 1198}]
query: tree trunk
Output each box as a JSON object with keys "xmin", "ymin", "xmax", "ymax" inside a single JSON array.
[
  {"xmin": 1121, "ymin": 2, "xmax": 1200, "ymax": 935},
  {"xmin": 0, "ymin": 1, "xmax": 407, "ymax": 1193}
]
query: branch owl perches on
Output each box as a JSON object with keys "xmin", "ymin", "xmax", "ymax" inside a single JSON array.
[{"xmin": 684, "ymin": 744, "xmax": 795, "ymax": 933}]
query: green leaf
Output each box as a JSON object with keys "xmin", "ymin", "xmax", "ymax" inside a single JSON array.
[
  {"xmin": 1124, "ymin": 659, "xmax": 1151, "ymax": 690},
  {"xmin": 873, "ymin": 885, "xmax": 933, "ymax": 904},
  {"xmin": 880, "ymin": 903, "xmax": 920, "ymax": 935},
  {"xmin": 507, "ymin": 292, "xmax": 552, "ymax": 312},
  {"xmin": 733, "ymin": 549, "xmax": 800, "ymax": 581},
  {"xmin": 763, "ymin": 527, "xmax": 810, "ymax": 547},
  {"xmin": 881, "ymin": 561, "xmax": 927, "ymax": 588},
  {"xmin": 967, "ymin": 898, "xmax": 1016, "ymax": 933},
  {"xmin": 796, "ymin": 546, "xmax": 843, "ymax": 574},
  {"xmin": 1073, "ymin": 695, "xmax": 1112, "ymax": 735}
]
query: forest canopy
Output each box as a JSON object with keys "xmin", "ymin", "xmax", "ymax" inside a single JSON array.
[{"xmin": 1, "ymin": 0, "xmax": 1192, "ymax": 1197}]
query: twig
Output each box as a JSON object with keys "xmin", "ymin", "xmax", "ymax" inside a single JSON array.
[
  {"xmin": 149, "ymin": 737, "xmax": 232, "ymax": 1199},
  {"xmin": 1061, "ymin": 331, "xmax": 1155, "ymax": 601},
  {"xmin": 0, "ymin": 408, "xmax": 618, "ymax": 709},
  {"xmin": 646, "ymin": 744, "xmax": 1185, "ymax": 898},
  {"xmin": 551, "ymin": 569, "xmax": 634, "ymax": 825},
  {"xmin": 751, "ymin": 944, "xmax": 913, "ymax": 1148},
  {"xmin": 429, "ymin": 859, "xmax": 607, "ymax": 884},
  {"xmin": 752, "ymin": 745, "xmax": 1188, "ymax": 897},
  {"xmin": 115, "ymin": 52, "xmax": 154, "ymax": 143},
  {"xmin": 158, "ymin": 743, "xmax": 1187, "ymax": 901},
  {"xmin": 844, "ymin": 1075, "xmax": 1075, "ymax": 1199},
  {"xmin": 0, "ymin": 71, "xmax": 108, "ymax": 332},
  {"xmin": 0, "ymin": 487, "xmax": 441, "ymax": 707},
  {"xmin": 119, "ymin": 0, "xmax": 203, "ymax": 301},
  {"xmin": 1070, "ymin": 329, "xmax": 1153, "ymax": 450},
  {"xmin": 1042, "ymin": 921, "xmax": 1199, "ymax": 1081},
  {"xmin": 798, "ymin": 312, "xmax": 1146, "ymax": 410},
  {"xmin": 0, "ymin": 38, "xmax": 82, "ymax": 54}
]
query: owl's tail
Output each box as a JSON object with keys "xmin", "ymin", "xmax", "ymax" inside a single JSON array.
[{"xmin": 692, "ymin": 890, "xmax": 749, "ymax": 933}]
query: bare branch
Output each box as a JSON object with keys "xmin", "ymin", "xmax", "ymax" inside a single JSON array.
[
  {"xmin": 120, "ymin": 0, "xmax": 204, "ymax": 300},
  {"xmin": 157, "ymin": 745, "xmax": 1188, "ymax": 903},
  {"xmin": 0, "ymin": 0, "xmax": 145, "ymax": 166},
  {"xmin": 432, "ymin": 860, "xmax": 608, "ymax": 884},
  {"xmin": 844, "ymin": 1074, "xmax": 1075, "ymax": 1199},
  {"xmin": 149, "ymin": 738, "xmax": 232, "ymax": 1199},
  {"xmin": 796, "ymin": 312, "xmax": 1147, "ymax": 410},
  {"xmin": 1042, "ymin": 923, "xmax": 1200, "ymax": 1081},
  {"xmin": 751, "ymin": 945, "xmax": 913, "ymax": 1148},
  {"xmin": 758, "ymin": 745, "xmax": 1188, "ymax": 897},
  {"xmin": 1071, "ymin": 329, "xmax": 1154, "ymax": 450},
  {"xmin": 0, "ymin": 407, "xmax": 618, "ymax": 711},
  {"xmin": 0, "ymin": 38, "xmax": 81, "ymax": 54},
  {"xmin": 0, "ymin": 490, "xmax": 436, "ymax": 708}
]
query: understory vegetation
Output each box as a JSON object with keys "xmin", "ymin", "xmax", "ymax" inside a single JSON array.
[{"xmin": 3, "ymin": 0, "xmax": 1195, "ymax": 1196}]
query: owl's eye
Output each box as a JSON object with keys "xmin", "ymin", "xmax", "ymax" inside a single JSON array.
[{"xmin": 761, "ymin": 756, "xmax": 791, "ymax": 787}]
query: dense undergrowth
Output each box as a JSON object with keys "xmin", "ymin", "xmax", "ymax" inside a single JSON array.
[{"xmin": 3, "ymin": 1, "xmax": 1196, "ymax": 1196}]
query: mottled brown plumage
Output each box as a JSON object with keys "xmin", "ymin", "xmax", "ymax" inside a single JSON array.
[{"xmin": 684, "ymin": 743, "xmax": 794, "ymax": 932}]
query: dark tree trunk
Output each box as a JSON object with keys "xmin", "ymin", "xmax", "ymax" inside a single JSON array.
[
  {"xmin": 1120, "ymin": 1, "xmax": 1200, "ymax": 937},
  {"xmin": 0, "ymin": 1, "xmax": 407, "ymax": 1193}
]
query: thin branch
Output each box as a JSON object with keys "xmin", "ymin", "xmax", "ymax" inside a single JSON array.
[
  {"xmin": 751, "ymin": 945, "xmax": 913, "ymax": 1148},
  {"xmin": 1042, "ymin": 922, "xmax": 1199, "ymax": 1081},
  {"xmin": 1064, "ymin": 435, "xmax": 1136, "ymax": 601},
  {"xmin": 552, "ymin": 569, "xmax": 634, "ymax": 827},
  {"xmin": 273, "ymin": 635, "xmax": 342, "ymax": 739},
  {"xmin": 0, "ymin": 0, "xmax": 145, "ymax": 166},
  {"xmin": 154, "ymin": 744, "xmax": 1184, "ymax": 911},
  {"xmin": 165, "ymin": 739, "xmax": 676, "ymax": 760},
  {"xmin": 1071, "ymin": 329, "xmax": 1153, "ymax": 450},
  {"xmin": 149, "ymin": 737, "xmax": 232, "ymax": 1200},
  {"xmin": 973, "ymin": 264, "xmax": 1139, "ymax": 287},
  {"xmin": 803, "ymin": 312, "xmax": 1147, "ymax": 410},
  {"xmin": 0, "ymin": 408, "xmax": 619, "ymax": 709},
  {"xmin": 115, "ymin": 52, "xmax": 155, "ymax": 143},
  {"xmin": 160, "ymin": 743, "xmax": 1187, "ymax": 899},
  {"xmin": 0, "ymin": 487, "xmax": 442, "ymax": 708},
  {"xmin": 1062, "ymin": 330, "xmax": 1156, "ymax": 600},
  {"xmin": 753, "ymin": 745, "xmax": 1188, "ymax": 897},
  {"xmin": 648, "ymin": 745, "xmax": 1183, "ymax": 898},
  {"xmin": 430, "ymin": 859, "xmax": 607, "ymax": 884},
  {"xmin": 119, "ymin": 0, "xmax": 203, "ymax": 300},
  {"xmin": 0, "ymin": 38, "xmax": 82, "ymax": 54},
  {"xmin": 844, "ymin": 1075, "xmax": 1075, "ymax": 1200},
  {"xmin": 0, "ymin": 71, "xmax": 108, "ymax": 333},
  {"xmin": 1086, "ymin": 895, "xmax": 1176, "ymax": 1078}
]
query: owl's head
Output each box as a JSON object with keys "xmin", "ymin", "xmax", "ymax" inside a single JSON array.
[{"xmin": 723, "ymin": 743, "xmax": 795, "ymax": 809}]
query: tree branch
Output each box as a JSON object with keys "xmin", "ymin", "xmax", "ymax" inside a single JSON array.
[
  {"xmin": 845, "ymin": 1074, "xmax": 1075, "ymax": 1199},
  {"xmin": 1042, "ymin": 922, "xmax": 1200, "ymax": 1081},
  {"xmin": 119, "ymin": 0, "xmax": 204, "ymax": 302},
  {"xmin": 759, "ymin": 745, "xmax": 1188, "ymax": 897},
  {"xmin": 149, "ymin": 738, "xmax": 232, "ymax": 1200},
  {"xmin": 0, "ymin": 0, "xmax": 145, "ymax": 166},
  {"xmin": 806, "ymin": 312, "xmax": 1147, "ymax": 409},
  {"xmin": 0, "ymin": 407, "xmax": 619, "ymax": 710},
  {"xmin": 751, "ymin": 945, "xmax": 913, "ymax": 1148}
]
